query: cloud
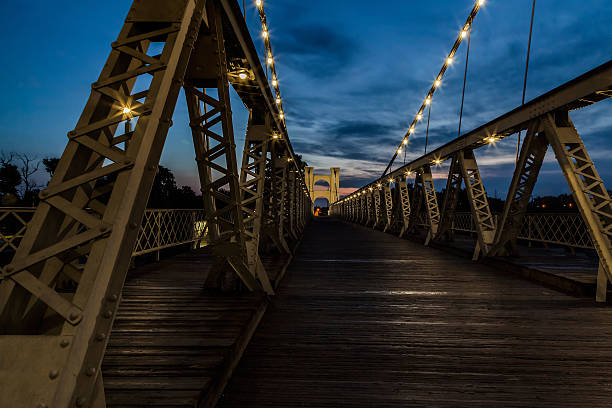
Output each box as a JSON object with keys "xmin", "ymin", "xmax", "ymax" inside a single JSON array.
[{"xmin": 273, "ymin": 23, "xmax": 358, "ymax": 79}]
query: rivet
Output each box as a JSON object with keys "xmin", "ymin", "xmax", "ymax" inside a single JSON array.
[
  {"xmin": 4, "ymin": 265, "xmax": 14, "ymax": 274},
  {"xmin": 60, "ymin": 339, "xmax": 70, "ymax": 348},
  {"xmin": 37, "ymin": 403, "xmax": 48, "ymax": 408},
  {"xmin": 95, "ymin": 333, "xmax": 106, "ymax": 341},
  {"xmin": 129, "ymin": 221, "xmax": 138, "ymax": 229},
  {"xmin": 85, "ymin": 367, "xmax": 96, "ymax": 377},
  {"xmin": 69, "ymin": 311, "xmax": 81, "ymax": 321},
  {"xmin": 123, "ymin": 159, "xmax": 133, "ymax": 166},
  {"xmin": 107, "ymin": 293, "xmax": 118, "ymax": 302},
  {"xmin": 76, "ymin": 397, "xmax": 86, "ymax": 407},
  {"xmin": 100, "ymin": 225, "xmax": 111, "ymax": 233},
  {"xmin": 49, "ymin": 370, "xmax": 59, "ymax": 380},
  {"xmin": 103, "ymin": 310, "xmax": 113, "ymax": 319}
]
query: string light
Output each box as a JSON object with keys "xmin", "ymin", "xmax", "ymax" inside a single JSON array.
[
  {"xmin": 382, "ymin": 0, "xmax": 485, "ymax": 179},
  {"xmin": 122, "ymin": 107, "xmax": 131, "ymax": 114},
  {"xmin": 255, "ymin": 1, "xmax": 287, "ymax": 126},
  {"xmin": 485, "ymin": 136, "xmax": 497, "ymax": 144},
  {"xmin": 397, "ymin": 148, "xmax": 402, "ymax": 154},
  {"xmin": 409, "ymin": 128, "xmax": 415, "ymax": 134},
  {"xmin": 239, "ymin": 73, "xmax": 247, "ymax": 80},
  {"xmin": 403, "ymin": 138, "xmax": 408, "ymax": 145}
]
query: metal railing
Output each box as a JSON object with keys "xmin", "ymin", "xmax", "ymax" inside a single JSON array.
[
  {"xmin": 451, "ymin": 212, "xmax": 592, "ymax": 249},
  {"xmin": 0, "ymin": 207, "xmax": 208, "ymax": 264}
]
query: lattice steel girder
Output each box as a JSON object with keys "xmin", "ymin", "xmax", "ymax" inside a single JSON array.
[
  {"xmin": 491, "ymin": 120, "xmax": 547, "ymax": 256},
  {"xmin": 364, "ymin": 191, "xmax": 373, "ymax": 226},
  {"xmin": 373, "ymin": 187, "xmax": 382, "ymax": 229},
  {"xmin": 184, "ymin": 0, "xmax": 262, "ymax": 292},
  {"xmin": 262, "ymin": 141, "xmax": 291, "ymax": 254},
  {"xmin": 543, "ymin": 111, "xmax": 612, "ymax": 301},
  {"xmin": 421, "ymin": 165, "xmax": 440, "ymax": 245},
  {"xmin": 436, "ymin": 154, "xmax": 463, "ymax": 242},
  {"xmin": 238, "ymin": 109, "xmax": 275, "ymax": 294},
  {"xmin": 457, "ymin": 149, "xmax": 496, "ymax": 259},
  {"xmin": 0, "ymin": 1, "xmax": 208, "ymax": 406},
  {"xmin": 383, "ymin": 183, "xmax": 393, "ymax": 232},
  {"xmin": 394, "ymin": 177, "xmax": 412, "ymax": 237},
  {"xmin": 408, "ymin": 175, "xmax": 424, "ymax": 234}
]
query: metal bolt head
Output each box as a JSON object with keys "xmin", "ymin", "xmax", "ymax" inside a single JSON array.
[
  {"xmin": 76, "ymin": 397, "xmax": 86, "ymax": 407},
  {"xmin": 37, "ymin": 403, "xmax": 48, "ymax": 408},
  {"xmin": 103, "ymin": 310, "xmax": 113, "ymax": 319},
  {"xmin": 60, "ymin": 339, "xmax": 70, "ymax": 348},
  {"xmin": 69, "ymin": 311, "xmax": 81, "ymax": 321},
  {"xmin": 49, "ymin": 369, "xmax": 59, "ymax": 380},
  {"xmin": 107, "ymin": 294, "xmax": 118, "ymax": 302},
  {"xmin": 85, "ymin": 367, "xmax": 96, "ymax": 377},
  {"xmin": 95, "ymin": 333, "xmax": 106, "ymax": 341}
]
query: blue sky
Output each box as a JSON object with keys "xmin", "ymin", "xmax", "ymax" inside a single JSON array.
[{"xmin": 1, "ymin": 0, "xmax": 611, "ymax": 202}]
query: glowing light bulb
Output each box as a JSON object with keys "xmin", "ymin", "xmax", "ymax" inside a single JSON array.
[
  {"xmin": 478, "ymin": 0, "xmax": 485, "ymax": 5},
  {"xmin": 425, "ymin": 97, "xmax": 431, "ymax": 105},
  {"xmin": 447, "ymin": 57, "xmax": 454, "ymax": 65},
  {"xmin": 461, "ymin": 30, "xmax": 468, "ymax": 39},
  {"xmin": 485, "ymin": 136, "xmax": 497, "ymax": 144},
  {"xmin": 262, "ymin": 30, "xmax": 268, "ymax": 38},
  {"xmin": 403, "ymin": 139, "xmax": 408, "ymax": 145},
  {"xmin": 272, "ymin": 133, "xmax": 278, "ymax": 139},
  {"xmin": 239, "ymin": 73, "xmax": 247, "ymax": 80},
  {"xmin": 377, "ymin": 183, "xmax": 382, "ymax": 188},
  {"xmin": 406, "ymin": 171, "xmax": 413, "ymax": 175},
  {"xmin": 256, "ymin": 0, "xmax": 262, "ymax": 6},
  {"xmin": 122, "ymin": 107, "xmax": 131, "ymax": 114},
  {"xmin": 279, "ymin": 112, "xmax": 285, "ymax": 119},
  {"xmin": 389, "ymin": 178, "xmax": 394, "ymax": 183},
  {"xmin": 275, "ymin": 97, "xmax": 281, "ymax": 104},
  {"xmin": 409, "ymin": 128, "xmax": 415, "ymax": 134},
  {"xmin": 272, "ymin": 79, "xmax": 277, "ymax": 86},
  {"xmin": 267, "ymin": 56, "xmax": 273, "ymax": 65},
  {"xmin": 433, "ymin": 159, "xmax": 442, "ymax": 165},
  {"xmin": 434, "ymin": 79, "xmax": 441, "ymax": 87},
  {"xmin": 397, "ymin": 148, "xmax": 402, "ymax": 154},
  {"xmin": 417, "ymin": 113, "xmax": 423, "ymax": 120}
]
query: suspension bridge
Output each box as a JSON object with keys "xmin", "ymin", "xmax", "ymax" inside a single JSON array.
[{"xmin": 1, "ymin": 0, "xmax": 612, "ymax": 406}]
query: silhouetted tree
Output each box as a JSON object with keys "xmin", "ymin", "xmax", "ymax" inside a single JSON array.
[
  {"xmin": 0, "ymin": 153, "xmax": 22, "ymax": 206},
  {"xmin": 42, "ymin": 157, "xmax": 60, "ymax": 178}
]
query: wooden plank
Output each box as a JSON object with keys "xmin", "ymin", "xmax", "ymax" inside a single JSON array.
[
  {"xmin": 101, "ymin": 247, "xmax": 267, "ymax": 407},
  {"xmin": 218, "ymin": 218, "xmax": 612, "ymax": 407}
]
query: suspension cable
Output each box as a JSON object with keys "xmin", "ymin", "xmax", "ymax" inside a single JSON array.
[
  {"xmin": 457, "ymin": 26, "xmax": 472, "ymax": 138},
  {"xmin": 516, "ymin": 0, "xmax": 536, "ymax": 161},
  {"xmin": 424, "ymin": 102, "xmax": 432, "ymax": 155}
]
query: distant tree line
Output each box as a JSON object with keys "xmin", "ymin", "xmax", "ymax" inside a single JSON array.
[{"xmin": 0, "ymin": 152, "xmax": 202, "ymax": 209}]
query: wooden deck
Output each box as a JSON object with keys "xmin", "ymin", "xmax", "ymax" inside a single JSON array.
[
  {"xmin": 218, "ymin": 217, "xmax": 612, "ymax": 407},
  {"xmin": 101, "ymin": 248, "xmax": 270, "ymax": 408}
]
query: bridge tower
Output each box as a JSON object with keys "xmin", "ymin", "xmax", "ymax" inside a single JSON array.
[{"xmin": 305, "ymin": 167, "xmax": 340, "ymax": 207}]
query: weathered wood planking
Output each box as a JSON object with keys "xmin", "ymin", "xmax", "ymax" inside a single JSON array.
[
  {"xmin": 101, "ymin": 249, "xmax": 269, "ymax": 407},
  {"xmin": 218, "ymin": 217, "xmax": 612, "ymax": 407}
]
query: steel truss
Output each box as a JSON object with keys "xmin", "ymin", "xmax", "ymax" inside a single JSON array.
[
  {"xmin": 0, "ymin": 0, "xmax": 310, "ymax": 406},
  {"xmin": 333, "ymin": 59, "xmax": 612, "ymax": 302}
]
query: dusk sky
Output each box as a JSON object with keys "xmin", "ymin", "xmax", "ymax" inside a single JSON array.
[{"xmin": 1, "ymin": 0, "xmax": 611, "ymax": 205}]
